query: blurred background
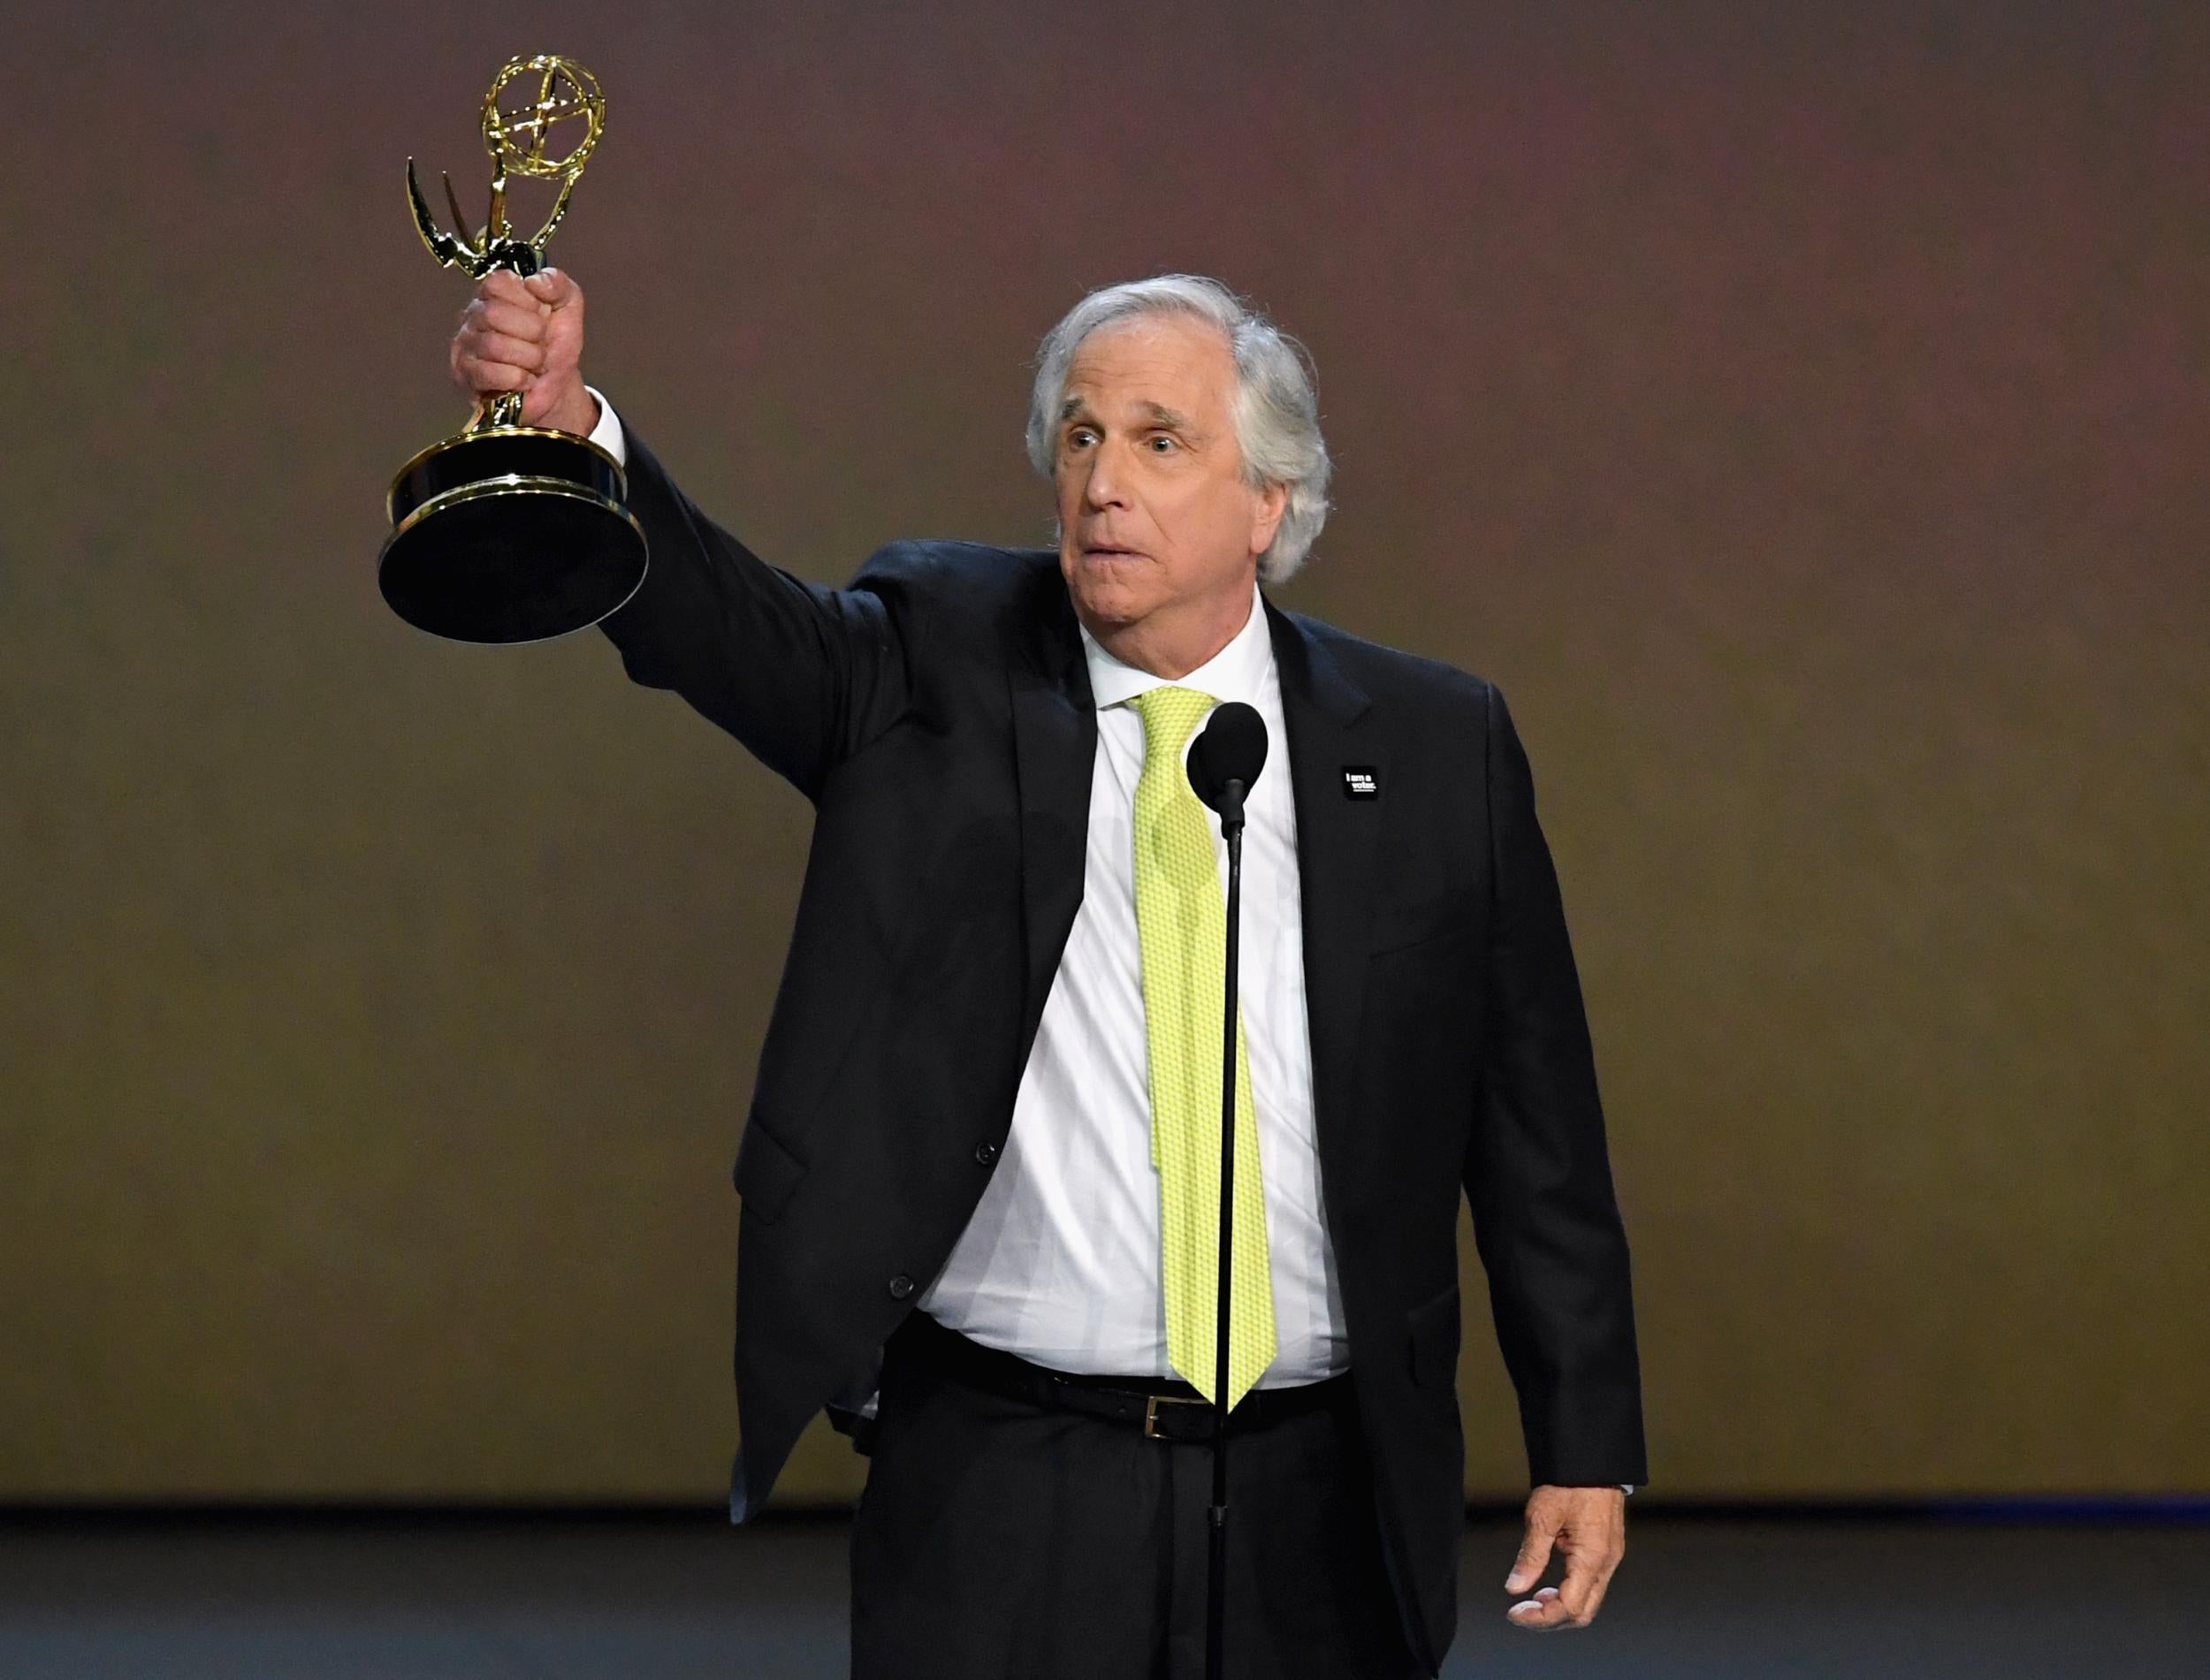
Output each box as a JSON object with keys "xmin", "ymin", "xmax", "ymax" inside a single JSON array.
[{"xmin": 4, "ymin": 0, "xmax": 2205, "ymax": 1672}]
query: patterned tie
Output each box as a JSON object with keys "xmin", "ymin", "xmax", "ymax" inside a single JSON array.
[{"xmin": 1130, "ymin": 685, "xmax": 1277, "ymax": 1408}]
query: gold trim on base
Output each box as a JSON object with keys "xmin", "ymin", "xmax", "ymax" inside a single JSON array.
[
  {"xmin": 385, "ymin": 426, "xmax": 629, "ymax": 525},
  {"xmin": 378, "ymin": 472, "xmax": 644, "ymax": 559}
]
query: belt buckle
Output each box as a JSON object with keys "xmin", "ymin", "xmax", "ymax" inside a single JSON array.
[{"xmin": 1142, "ymin": 1394, "xmax": 1209, "ymax": 1441}]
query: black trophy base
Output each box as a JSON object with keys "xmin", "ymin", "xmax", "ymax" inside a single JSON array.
[{"xmin": 380, "ymin": 426, "xmax": 648, "ymax": 644}]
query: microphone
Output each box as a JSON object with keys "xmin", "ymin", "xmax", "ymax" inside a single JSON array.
[{"xmin": 1187, "ymin": 701, "xmax": 1269, "ymax": 828}]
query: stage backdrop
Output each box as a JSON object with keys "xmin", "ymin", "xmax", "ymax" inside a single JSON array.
[{"xmin": 3, "ymin": 0, "xmax": 2205, "ymax": 1502}]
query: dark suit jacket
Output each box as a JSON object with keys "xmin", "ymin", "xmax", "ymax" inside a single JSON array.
[{"xmin": 598, "ymin": 429, "xmax": 1647, "ymax": 1670}]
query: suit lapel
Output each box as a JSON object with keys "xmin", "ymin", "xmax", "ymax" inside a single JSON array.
[
  {"xmin": 1267, "ymin": 601, "xmax": 1381, "ymax": 1199},
  {"xmin": 1010, "ymin": 565, "xmax": 1097, "ymax": 1066}
]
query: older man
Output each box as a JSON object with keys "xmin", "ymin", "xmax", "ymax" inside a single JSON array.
[{"xmin": 447, "ymin": 269, "xmax": 1647, "ymax": 1676}]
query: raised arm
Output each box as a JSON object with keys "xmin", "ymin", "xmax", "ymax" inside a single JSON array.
[
  {"xmin": 447, "ymin": 268, "xmax": 920, "ymax": 799},
  {"xmin": 596, "ymin": 419, "xmax": 924, "ymax": 797}
]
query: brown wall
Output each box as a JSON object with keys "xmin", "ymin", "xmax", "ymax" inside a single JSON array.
[{"xmin": 3, "ymin": 0, "xmax": 2204, "ymax": 1501}]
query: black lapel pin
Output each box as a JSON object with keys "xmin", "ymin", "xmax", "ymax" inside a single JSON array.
[{"xmin": 1341, "ymin": 766, "xmax": 1380, "ymax": 800}]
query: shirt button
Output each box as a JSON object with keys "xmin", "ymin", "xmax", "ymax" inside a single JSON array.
[
  {"xmin": 973, "ymin": 1141, "xmax": 1001, "ymax": 1166},
  {"xmin": 887, "ymin": 1274, "xmax": 916, "ymax": 1301}
]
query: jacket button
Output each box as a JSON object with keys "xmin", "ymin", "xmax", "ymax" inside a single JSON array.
[
  {"xmin": 888, "ymin": 1273, "xmax": 916, "ymax": 1301},
  {"xmin": 973, "ymin": 1141, "xmax": 1001, "ymax": 1166}
]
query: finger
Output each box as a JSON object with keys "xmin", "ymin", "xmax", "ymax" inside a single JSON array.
[
  {"xmin": 1575, "ymin": 1546, "xmax": 1624, "ymax": 1625},
  {"xmin": 463, "ymin": 298, "xmax": 547, "ymax": 342},
  {"xmin": 523, "ymin": 266, "xmax": 580, "ymax": 309},
  {"xmin": 1554, "ymin": 1546, "xmax": 1607, "ymax": 1623},
  {"xmin": 1504, "ymin": 1520, "xmax": 1557, "ymax": 1594},
  {"xmin": 457, "ymin": 354, "xmax": 532, "ymax": 392},
  {"xmin": 1506, "ymin": 1588, "xmax": 1573, "ymax": 1631},
  {"xmin": 1574, "ymin": 1568, "xmax": 1614, "ymax": 1625},
  {"xmin": 478, "ymin": 270, "xmax": 534, "ymax": 308},
  {"xmin": 460, "ymin": 329, "xmax": 545, "ymax": 373}
]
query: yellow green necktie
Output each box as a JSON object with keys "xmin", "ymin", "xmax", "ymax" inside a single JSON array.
[{"xmin": 1131, "ymin": 685, "xmax": 1276, "ymax": 1408}]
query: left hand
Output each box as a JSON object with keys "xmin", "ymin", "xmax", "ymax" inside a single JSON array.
[{"xmin": 1502, "ymin": 1484, "xmax": 1626, "ymax": 1631}]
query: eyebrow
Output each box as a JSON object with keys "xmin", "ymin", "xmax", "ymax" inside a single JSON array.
[{"xmin": 1056, "ymin": 397, "xmax": 1197, "ymax": 431}]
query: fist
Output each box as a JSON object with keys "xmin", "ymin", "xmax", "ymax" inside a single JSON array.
[{"xmin": 448, "ymin": 268, "xmax": 596, "ymax": 435}]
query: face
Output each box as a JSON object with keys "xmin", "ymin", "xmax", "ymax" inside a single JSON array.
[{"xmin": 1052, "ymin": 315, "xmax": 1287, "ymax": 641}]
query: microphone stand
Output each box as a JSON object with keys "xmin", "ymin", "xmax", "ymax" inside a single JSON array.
[{"xmin": 1205, "ymin": 772, "xmax": 1248, "ymax": 1680}]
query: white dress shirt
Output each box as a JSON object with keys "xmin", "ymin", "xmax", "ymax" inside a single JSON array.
[{"xmin": 919, "ymin": 586, "xmax": 1348, "ymax": 1386}]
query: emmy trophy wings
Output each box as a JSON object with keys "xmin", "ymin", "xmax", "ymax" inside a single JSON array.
[
  {"xmin": 403, "ymin": 157, "xmax": 582, "ymax": 277},
  {"xmin": 405, "ymin": 160, "xmax": 488, "ymax": 275}
]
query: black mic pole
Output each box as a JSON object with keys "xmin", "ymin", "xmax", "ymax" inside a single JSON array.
[
  {"xmin": 1186, "ymin": 699, "xmax": 1268, "ymax": 1680},
  {"xmin": 1205, "ymin": 771, "xmax": 1245, "ymax": 1680}
]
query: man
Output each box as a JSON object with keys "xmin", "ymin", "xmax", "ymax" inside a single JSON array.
[{"xmin": 446, "ymin": 267, "xmax": 1647, "ymax": 1676}]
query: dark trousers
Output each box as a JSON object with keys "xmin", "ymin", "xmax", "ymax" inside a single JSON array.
[{"xmin": 850, "ymin": 1313, "xmax": 1429, "ymax": 1679}]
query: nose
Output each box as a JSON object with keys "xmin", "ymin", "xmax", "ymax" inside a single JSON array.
[{"xmin": 1081, "ymin": 438, "xmax": 1130, "ymax": 513}]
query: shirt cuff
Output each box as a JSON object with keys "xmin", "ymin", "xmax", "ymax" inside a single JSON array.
[{"xmin": 583, "ymin": 384, "xmax": 626, "ymax": 468}]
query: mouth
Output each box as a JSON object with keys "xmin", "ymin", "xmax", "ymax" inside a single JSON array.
[{"xmin": 1078, "ymin": 543, "xmax": 1148, "ymax": 563}]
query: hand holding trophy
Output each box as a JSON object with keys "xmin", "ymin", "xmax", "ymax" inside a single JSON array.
[{"xmin": 381, "ymin": 55, "xmax": 647, "ymax": 643}]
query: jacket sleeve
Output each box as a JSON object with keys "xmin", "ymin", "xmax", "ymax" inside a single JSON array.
[
  {"xmin": 1464, "ymin": 680, "xmax": 1650, "ymax": 1490},
  {"xmin": 595, "ymin": 423, "xmax": 927, "ymax": 802}
]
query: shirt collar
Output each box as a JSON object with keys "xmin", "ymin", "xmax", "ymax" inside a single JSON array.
[{"xmin": 1079, "ymin": 582, "xmax": 1273, "ymax": 713}]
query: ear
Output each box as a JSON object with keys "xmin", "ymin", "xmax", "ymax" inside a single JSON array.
[{"xmin": 1249, "ymin": 480, "xmax": 1289, "ymax": 560}]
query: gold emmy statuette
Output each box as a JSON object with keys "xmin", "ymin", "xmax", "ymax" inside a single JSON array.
[{"xmin": 380, "ymin": 54, "xmax": 646, "ymax": 643}]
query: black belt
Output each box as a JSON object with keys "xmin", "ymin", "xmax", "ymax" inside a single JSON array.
[{"xmin": 893, "ymin": 1311, "xmax": 1353, "ymax": 1445}]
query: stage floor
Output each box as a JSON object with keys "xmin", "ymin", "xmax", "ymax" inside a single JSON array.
[{"xmin": 3, "ymin": 1509, "xmax": 2204, "ymax": 1676}]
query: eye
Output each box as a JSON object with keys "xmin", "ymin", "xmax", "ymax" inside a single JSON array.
[
  {"xmin": 1146, "ymin": 433, "xmax": 1178, "ymax": 454},
  {"xmin": 1063, "ymin": 426, "xmax": 1098, "ymax": 453}
]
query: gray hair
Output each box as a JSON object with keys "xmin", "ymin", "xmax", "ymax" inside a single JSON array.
[{"xmin": 1025, "ymin": 274, "xmax": 1332, "ymax": 583}]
